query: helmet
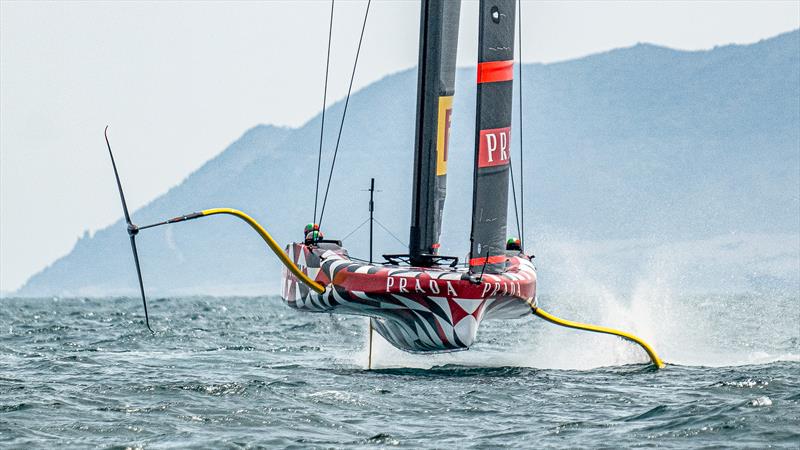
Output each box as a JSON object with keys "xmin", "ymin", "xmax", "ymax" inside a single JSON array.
[
  {"xmin": 506, "ymin": 237, "xmax": 521, "ymax": 251},
  {"xmin": 305, "ymin": 230, "xmax": 324, "ymax": 244},
  {"xmin": 304, "ymin": 223, "xmax": 320, "ymax": 234}
]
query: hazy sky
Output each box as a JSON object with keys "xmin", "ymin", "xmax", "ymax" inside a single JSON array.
[{"xmin": 1, "ymin": 0, "xmax": 798, "ymax": 292}]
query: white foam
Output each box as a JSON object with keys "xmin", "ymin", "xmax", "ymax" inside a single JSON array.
[{"xmin": 345, "ymin": 233, "xmax": 800, "ymax": 370}]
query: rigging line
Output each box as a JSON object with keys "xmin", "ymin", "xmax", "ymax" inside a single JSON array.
[
  {"xmin": 341, "ymin": 217, "xmax": 370, "ymax": 242},
  {"xmin": 373, "ymin": 218, "xmax": 408, "ymax": 248},
  {"xmin": 318, "ymin": 0, "xmax": 372, "ymax": 227},
  {"xmin": 348, "ymin": 255, "xmax": 373, "ymax": 264},
  {"xmin": 313, "ymin": 0, "xmax": 336, "ymax": 224},
  {"xmin": 509, "ymin": 154, "xmax": 522, "ymax": 240},
  {"xmin": 517, "ymin": 0, "xmax": 526, "ymax": 248}
]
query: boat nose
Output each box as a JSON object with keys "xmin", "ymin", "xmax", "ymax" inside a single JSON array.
[{"xmin": 453, "ymin": 315, "xmax": 479, "ymax": 347}]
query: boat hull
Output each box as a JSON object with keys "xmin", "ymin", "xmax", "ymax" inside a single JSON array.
[{"xmin": 281, "ymin": 242, "xmax": 537, "ymax": 353}]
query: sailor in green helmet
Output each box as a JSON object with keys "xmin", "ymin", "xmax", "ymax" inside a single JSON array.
[
  {"xmin": 505, "ymin": 237, "xmax": 521, "ymax": 252},
  {"xmin": 304, "ymin": 223, "xmax": 323, "ymax": 245},
  {"xmin": 305, "ymin": 230, "xmax": 324, "ymax": 245}
]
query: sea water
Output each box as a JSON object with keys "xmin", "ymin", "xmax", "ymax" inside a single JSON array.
[{"xmin": 1, "ymin": 293, "xmax": 797, "ymax": 448}]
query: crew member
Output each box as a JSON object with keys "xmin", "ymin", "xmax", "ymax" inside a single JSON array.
[
  {"xmin": 305, "ymin": 230, "xmax": 324, "ymax": 245},
  {"xmin": 505, "ymin": 237, "xmax": 522, "ymax": 252},
  {"xmin": 304, "ymin": 223, "xmax": 320, "ymax": 235}
]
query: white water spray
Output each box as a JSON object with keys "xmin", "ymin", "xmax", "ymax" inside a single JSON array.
[{"xmin": 352, "ymin": 233, "xmax": 799, "ymax": 370}]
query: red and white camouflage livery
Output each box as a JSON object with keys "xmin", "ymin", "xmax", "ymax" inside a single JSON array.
[{"xmin": 281, "ymin": 242, "xmax": 536, "ymax": 353}]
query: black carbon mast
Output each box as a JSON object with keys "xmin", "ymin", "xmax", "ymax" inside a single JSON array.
[
  {"xmin": 408, "ymin": 0, "xmax": 461, "ymax": 267},
  {"xmin": 469, "ymin": 0, "xmax": 516, "ymax": 274}
]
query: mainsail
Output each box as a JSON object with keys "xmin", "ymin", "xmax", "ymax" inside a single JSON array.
[
  {"xmin": 409, "ymin": 0, "xmax": 461, "ymax": 266},
  {"xmin": 469, "ymin": 0, "xmax": 516, "ymax": 274}
]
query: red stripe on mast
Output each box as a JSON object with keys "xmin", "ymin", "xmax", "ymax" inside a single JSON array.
[{"xmin": 476, "ymin": 60, "xmax": 513, "ymax": 84}]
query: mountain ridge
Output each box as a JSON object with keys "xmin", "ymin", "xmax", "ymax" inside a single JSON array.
[{"xmin": 16, "ymin": 30, "xmax": 800, "ymax": 297}]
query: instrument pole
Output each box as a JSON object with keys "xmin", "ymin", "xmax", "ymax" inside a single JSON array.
[{"xmin": 369, "ymin": 178, "xmax": 375, "ymax": 264}]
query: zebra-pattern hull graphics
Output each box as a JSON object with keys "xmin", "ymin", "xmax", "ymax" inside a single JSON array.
[{"xmin": 281, "ymin": 242, "xmax": 537, "ymax": 353}]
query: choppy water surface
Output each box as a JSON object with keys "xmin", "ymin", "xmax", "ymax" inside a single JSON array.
[{"xmin": 1, "ymin": 294, "xmax": 798, "ymax": 448}]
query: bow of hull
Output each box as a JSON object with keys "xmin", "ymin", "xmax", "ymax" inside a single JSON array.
[{"xmin": 281, "ymin": 242, "xmax": 537, "ymax": 353}]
